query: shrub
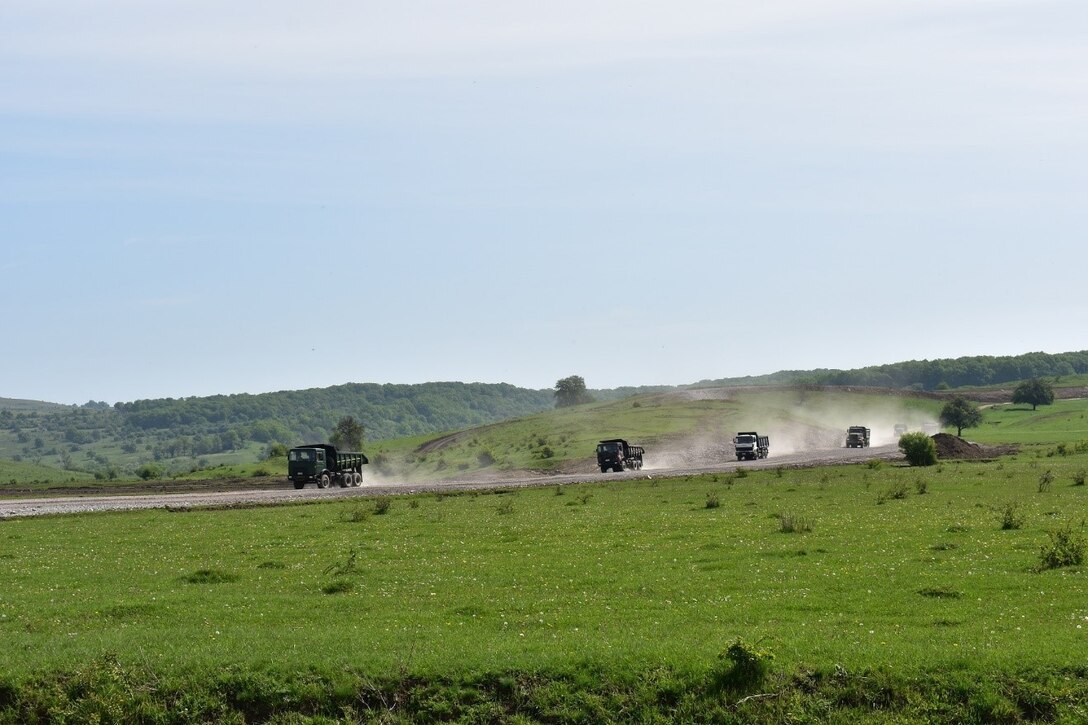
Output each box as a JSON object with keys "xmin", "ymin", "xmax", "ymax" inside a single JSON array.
[
  {"xmin": 915, "ymin": 479, "xmax": 928, "ymax": 495},
  {"xmin": 373, "ymin": 497, "xmax": 392, "ymax": 515},
  {"xmin": 734, "ymin": 468, "xmax": 749, "ymax": 479},
  {"xmin": 496, "ymin": 500, "xmax": 515, "ymax": 515},
  {"xmin": 899, "ymin": 432, "xmax": 937, "ymax": 466},
  {"xmin": 1073, "ymin": 469, "xmax": 1086, "ymax": 487},
  {"xmin": 705, "ymin": 493, "xmax": 720, "ymax": 509},
  {"xmin": 477, "ymin": 451, "xmax": 495, "ymax": 467},
  {"xmin": 1038, "ymin": 470, "xmax": 1053, "ymax": 493},
  {"xmin": 136, "ymin": 463, "xmax": 162, "ymax": 480},
  {"xmin": 712, "ymin": 639, "xmax": 774, "ymax": 692},
  {"xmin": 1037, "ymin": 525, "xmax": 1086, "ymax": 570},
  {"xmin": 866, "ymin": 459, "xmax": 883, "ymax": 470},
  {"xmin": 1000, "ymin": 502, "xmax": 1024, "ymax": 531}
]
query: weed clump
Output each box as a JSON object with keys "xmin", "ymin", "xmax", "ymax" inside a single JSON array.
[
  {"xmin": 999, "ymin": 502, "xmax": 1024, "ymax": 531},
  {"xmin": 1074, "ymin": 469, "xmax": 1086, "ymax": 487},
  {"xmin": 778, "ymin": 513, "xmax": 812, "ymax": 534},
  {"xmin": 705, "ymin": 493, "xmax": 720, "ymax": 509},
  {"xmin": 1038, "ymin": 470, "xmax": 1054, "ymax": 493},
  {"xmin": 1037, "ymin": 525, "xmax": 1085, "ymax": 571},
  {"xmin": 182, "ymin": 569, "xmax": 239, "ymax": 584},
  {"xmin": 877, "ymin": 482, "xmax": 909, "ymax": 504},
  {"xmin": 711, "ymin": 639, "xmax": 774, "ymax": 692},
  {"xmin": 734, "ymin": 468, "xmax": 749, "ymax": 479},
  {"xmin": 373, "ymin": 497, "xmax": 392, "ymax": 515}
]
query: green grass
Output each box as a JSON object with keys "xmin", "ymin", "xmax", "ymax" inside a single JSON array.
[
  {"xmin": 2, "ymin": 451, "xmax": 1087, "ymax": 719},
  {"xmin": 0, "ymin": 457, "xmax": 94, "ymax": 486},
  {"xmin": 967, "ymin": 398, "xmax": 1088, "ymax": 446}
]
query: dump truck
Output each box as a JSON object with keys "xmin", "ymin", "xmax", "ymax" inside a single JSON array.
[
  {"xmin": 596, "ymin": 439, "xmax": 644, "ymax": 473},
  {"xmin": 734, "ymin": 432, "xmax": 770, "ymax": 460},
  {"xmin": 894, "ymin": 423, "xmax": 908, "ymax": 438},
  {"xmin": 287, "ymin": 443, "xmax": 368, "ymax": 489},
  {"xmin": 846, "ymin": 426, "xmax": 871, "ymax": 448}
]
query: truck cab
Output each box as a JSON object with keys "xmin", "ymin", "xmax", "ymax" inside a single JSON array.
[
  {"xmin": 596, "ymin": 439, "xmax": 644, "ymax": 473},
  {"xmin": 288, "ymin": 446, "xmax": 327, "ymax": 487}
]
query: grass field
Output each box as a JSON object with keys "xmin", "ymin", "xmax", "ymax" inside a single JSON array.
[{"xmin": 2, "ymin": 448, "xmax": 1086, "ymax": 720}]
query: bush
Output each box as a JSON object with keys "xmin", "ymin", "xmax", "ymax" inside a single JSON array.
[
  {"xmin": 373, "ymin": 497, "xmax": 392, "ymax": 515},
  {"xmin": 1038, "ymin": 470, "xmax": 1054, "ymax": 493},
  {"xmin": 1073, "ymin": 469, "xmax": 1085, "ymax": 487},
  {"xmin": 136, "ymin": 463, "xmax": 162, "ymax": 480},
  {"xmin": 915, "ymin": 479, "xmax": 928, "ymax": 495},
  {"xmin": 899, "ymin": 432, "xmax": 937, "ymax": 466},
  {"xmin": 705, "ymin": 493, "xmax": 720, "ymax": 509},
  {"xmin": 477, "ymin": 451, "xmax": 495, "ymax": 467},
  {"xmin": 1000, "ymin": 502, "xmax": 1024, "ymax": 531},
  {"xmin": 1037, "ymin": 525, "xmax": 1085, "ymax": 570},
  {"xmin": 712, "ymin": 639, "xmax": 774, "ymax": 692}
]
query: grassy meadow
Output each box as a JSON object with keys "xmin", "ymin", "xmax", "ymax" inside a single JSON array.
[{"xmin": 2, "ymin": 444, "xmax": 1087, "ymax": 720}]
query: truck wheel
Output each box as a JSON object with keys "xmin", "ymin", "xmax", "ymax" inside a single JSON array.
[
  {"xmin": 353, "ymin": 472, "xmax": 363, "ymax": 486},
  {"xmin": 601, "ymin": 466, "xmax": 608, "ymax": 473},
  {"xmin": 613, "ymin": 465, "xmax": 622, "ymax": 473},
  {"xmin": 338, "ymin": 475, "xmax": 348, "ymax": 488},
  {"xmin": 317, "ymin": 474, "xmax": 330, "ymax": 489},
  {"xmin": 293, "ymin": 481, "xmax": 305, "ymax": 490}
]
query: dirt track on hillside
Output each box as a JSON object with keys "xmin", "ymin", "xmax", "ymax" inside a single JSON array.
[{"xmin": 0, "ymin": 443, "xmax": 909, "ymax": 518}]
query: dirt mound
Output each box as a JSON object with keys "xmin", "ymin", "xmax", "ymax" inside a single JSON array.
[{"xmin": 932, "ymin": 433, "xmax": 1001, "ymax": 460}]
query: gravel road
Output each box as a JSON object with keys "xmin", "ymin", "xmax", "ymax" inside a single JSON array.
[{"xmin": 0, "ymin": 444, "xmax": 901, "ymax": 519}]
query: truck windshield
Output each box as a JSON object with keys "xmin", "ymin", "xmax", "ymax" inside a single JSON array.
[
  {"xmin": 735, "ymin": 436, "xmax": 755, "ymax": 444},
  {"xmin": 598, "ymin": 444, "xmax": 620, "ymax": 453},
  {"xmin": 289, "ymin": 450, "xmax": 314, "ymax": 461}
]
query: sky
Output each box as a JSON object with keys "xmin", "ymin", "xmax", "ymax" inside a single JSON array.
[{"xmin": 2, "ymin": 1, "xmax": 1086, "ymax": 405}]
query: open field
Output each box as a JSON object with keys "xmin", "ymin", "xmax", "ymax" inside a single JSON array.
[{"xmin": 1, "ymin": 448, "xmax": 1086, "ymax": 720}]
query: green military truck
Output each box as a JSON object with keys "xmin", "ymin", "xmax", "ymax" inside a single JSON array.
[
  {"xmin": 596, "ymin": 439, "xmax": 645, "ymax": 473},
  {"xmin": 845, "ymin": 426, "xmax": 871, "ymax": 448},
  {"xmin": 287, "ymin": 443, "xmax": 368, "ymax": 489}
]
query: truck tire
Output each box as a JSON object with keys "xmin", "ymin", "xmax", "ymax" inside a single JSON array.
[
  {"xmin": 613, "ymin": 465, "xmax": 622, "ymax": 473},
  {"xmin": 293, "ymin": 481, "xmax": 305, "ymax": 490},
  {"xmin": 317, "ymin": 474, "xmax": 330, "ymax": 489},
  {"xmin": 353, "ymin": 472, "xmax": 363, "ymax": 486},
  {"xmin": 338, "ymin": 475, "xmax": 348, "ymax": 488},
  {"xmin": 601, "ymin": 466, "xmax": 609, "ymax": 473}
]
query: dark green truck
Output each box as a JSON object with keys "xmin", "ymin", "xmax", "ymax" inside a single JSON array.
[{"xmin": 287, "ymin": 443, "xmax": 368, "ymax": 489}]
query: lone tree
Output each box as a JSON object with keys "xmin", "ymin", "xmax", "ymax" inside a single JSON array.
[
  {"xmin": 1012, "ymin": 378, "xmax": 1055, "ymax": 411},
  {"xmin": 554, "ymin": 375, "xmax": 594, "ymax": 408},
  {"xmin": 330, "ymin": 416, "xmax": 365, "ymax": 450},
  {"xmin": 939, "ymin": 396, "xmax": 982, "ymax": 437}
]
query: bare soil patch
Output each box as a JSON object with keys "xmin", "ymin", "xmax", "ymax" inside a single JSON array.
[{"xmin": 932, "ymin": 433, "xmax": 1018, "ymax": 460}]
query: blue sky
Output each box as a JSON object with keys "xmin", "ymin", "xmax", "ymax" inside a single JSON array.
[{"xmin": 3, "ymin": 1, "xmax": 1086, "ymax": 404}]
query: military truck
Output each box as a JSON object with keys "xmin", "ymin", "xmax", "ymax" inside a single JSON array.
[
  {"xmin": 845, "ymin": 426, "xmax": 871, "ymax": 448},
  {"xmin": 733, "ymin": 432, "xmax": 770, "ymax": 461},
  {"xmin": 596, "ymin": 439, "xmax": 644, "ymax": 473},
  {"xmin": 893, "ymin": 423, "xmax": 908, "ymax": 438},
  {"xmin": 287, "ymin": 443, "xmax": 368, "ymax": 489}
]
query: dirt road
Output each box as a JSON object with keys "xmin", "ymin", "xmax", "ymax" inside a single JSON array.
[{"xmin": 0, "ymin": 444, "xmax": 902, "ymax": 519}]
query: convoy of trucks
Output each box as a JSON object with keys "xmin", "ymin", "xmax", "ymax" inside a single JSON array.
[
  {"xmin": 596, "ymin": 439, "xmax": 645, "ymax": 473},
  {"xmin": 287, "ymin": 443, "xmax": 368, "ymax": 489},
  {"xmin": 733, "ymin": 432, "xmax": 770, "ymax": 461},
  {"xmin": 845, "ymin": 426, "xmax": 871, "ymax": 448}
]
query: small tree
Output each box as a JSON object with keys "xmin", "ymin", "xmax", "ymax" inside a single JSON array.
[
  {"xmin": 330, "ymin": 416, "xmax": 365, "ymax": 450},
  {"xmin": 939, "ymin": 396, "xmax": 982, "ymax": 436},
  {"xmin": 1012, "ymin": 378, "xmax": 1055, "ymax": 411},
  {"xmin": 554, "ymin": 375, "xmax": 594, "ymax": 408},
  {"xmin": 899, "ymin": 432, "xmax": 938, "ymax": 466}
]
